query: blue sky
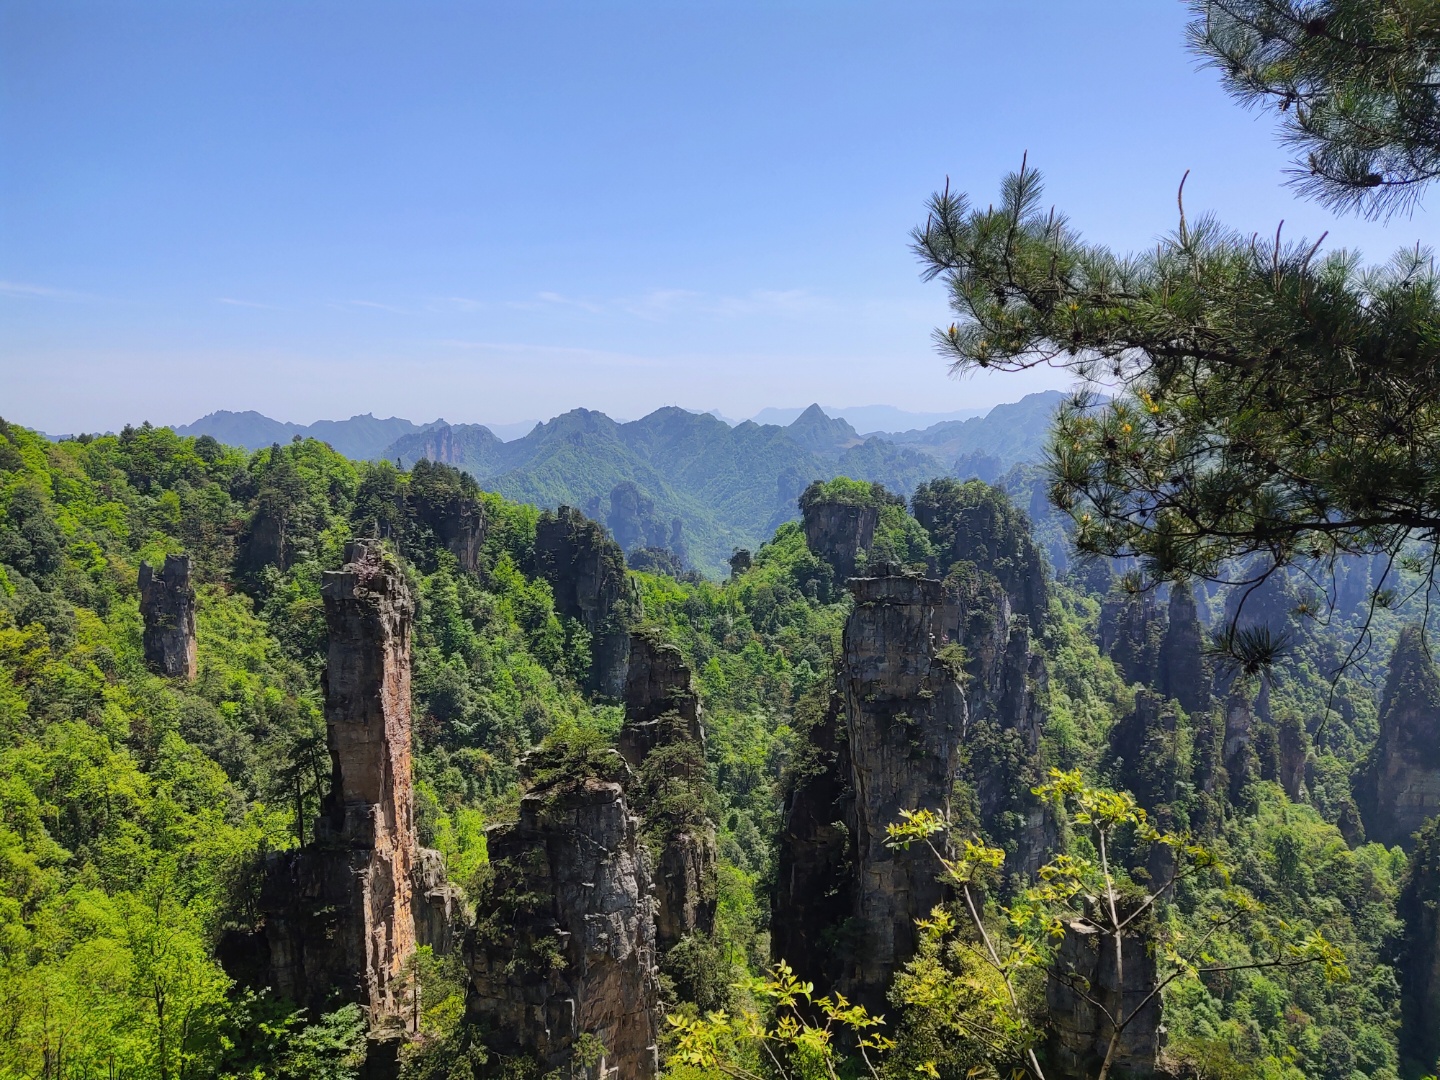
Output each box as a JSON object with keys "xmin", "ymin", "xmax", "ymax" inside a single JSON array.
[{"xmin": 1, "ymin": 1, "xmax": 1430, "ymax": 433}]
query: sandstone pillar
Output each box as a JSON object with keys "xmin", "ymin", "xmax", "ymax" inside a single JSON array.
[{"xmin": 138, "ymin": 554, "xmax": 197, "ymax": 680}]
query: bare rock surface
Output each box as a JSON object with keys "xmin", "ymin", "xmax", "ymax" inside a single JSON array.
[
  {"xmin": 468, "ymin": 776, "xmax": 660, "ymax": 1079},
  {"xmin": 1361, "ymin": 626, "xmax": 1440, "ymax": 848},
  {"xmin": 138, "ymin": 554, "xmax": 197, "ymax": 680}
]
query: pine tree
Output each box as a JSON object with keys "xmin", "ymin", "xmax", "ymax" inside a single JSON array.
[{"xmin": 912, "ymin": 0, "xmax": 1440, "ymax": 667}]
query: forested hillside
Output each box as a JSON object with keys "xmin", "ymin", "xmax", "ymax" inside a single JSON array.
[
  {"xmin": 175, "ymin": 394, "xmax": 1065, "ymax": 576},
  {"xmin": 2, "ymin": 413, "xmax": 1437, "ymax": 1079}
]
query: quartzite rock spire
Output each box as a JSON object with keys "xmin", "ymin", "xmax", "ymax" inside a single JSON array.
[{"xmin": 138, "ymin": 553, "xmax": 198, "ymax": 680}]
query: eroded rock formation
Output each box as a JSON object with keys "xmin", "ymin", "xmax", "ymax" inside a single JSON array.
[
  {"xmin": 619, "ymin": 632, "xmax": 716, "ymax": 951},
  {"xmin": 259, "ymin": 541, "xmax": 419, "ymax": 1029},
  {"xmin": 468, "ymin": 771, "xmax": 660, "ymax": 1079},
  {"xmin": 772, "ymin": 687, "xmax": 855, "ymax": 995},
  {"xmin": 1159, "ymin": 584, "xmax": 1210, "ymax": 715},
  {"xmin": 138, "ymin": 554, "xmax": 197, "ymax": 680},
  {"xmin": 1361, "ymin": 626, "xmax": 1440, "ymax": 849},
  {"xmin": 535, "ymin": 506, "xmax": 637, "ymax": 698},
  {"xmin": 252, "ymin": 540, "xmax": 460, "ymax": 1075},
  {"xmin": 1047, "ymin": 916, "xmax": 1161, "ymax": 1079},
  {"xmin": 802, "ymin": 497, "xmax": 879, "ymax": 581},
  {"xmin": 934, "ymin": 566, "xmax": 1055, "ymax": 878},
  {"xmin": 1100, "ymin": 589, "xmax": 1162, "ymax": 687},
  {"xmin": 407, "ymin": 459, "xmax": 486, "ymax": 573},
  {"xmin": 839, "ymin": 570, "xmax": 967, "ymax": 1008}
]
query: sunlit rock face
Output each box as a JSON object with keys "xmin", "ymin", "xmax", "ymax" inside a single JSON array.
[
  {"xmin": 1361, "ymin": 626, "xmax": 1440, "ymax": 849},
  {"xmin": 467, "ymin": 775, "xmax": 660, "ymax": 1080},
  {"xmin": 802, "ymin": 497, "xmax": 879, "ymax": 582},
  {"xmin": 619, "ymin": 632, "xmax": 715, "ymax": 951},
  {"xmin": 253, "ymin": 541, "xmax": 456, "ymax": 1074},
  {"xmin": 139, "ymin": 553, "xmax": 197, "ymax": 680}
]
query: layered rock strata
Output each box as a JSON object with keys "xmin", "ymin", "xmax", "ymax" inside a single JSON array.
[
  {"xmin": 255, "ymin": 540, "xmax": 459, "ymax": 1073},
  {"xmin": 468, "ymin": 774, "xmax": 660, "ymax": 1079},
  {"xmin": 839, "ymin": 570, "xmax": 967, "ymax": 1008},
  {"xmin": 138, "ymin": 553, "xmax": 198, "ymax": 680},
  {"xmin": 1361, "ymin": 626, "xmax": 1440, "ymax": 848},
  {"xmin": 535, "ymin": 506, "xmax": 637, "ymax": 698}
]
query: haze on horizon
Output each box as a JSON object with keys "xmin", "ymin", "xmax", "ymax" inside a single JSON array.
[{"xmin": 1, "ymin": 0, "xmax": 1427, "ymax": 435}]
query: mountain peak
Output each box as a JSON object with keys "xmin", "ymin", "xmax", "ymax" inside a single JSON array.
[{"xmin": 784, "ymin": 404, "xmax": 861, "ymax": 456}]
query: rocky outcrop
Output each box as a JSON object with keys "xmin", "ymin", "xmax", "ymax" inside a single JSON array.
[
  {"xmin": 1158, "ymin": 584, "xmax": 1210, "ymax": 715},
  {"xmin": 1100, "ymin": 590, "xmax": 1161, "ymax": 687},
  {"xmin": 619, "ymin": 632, "xmax": 716, "ymax": 952},
  {"xmin": 1047, "ymin": 916, "xmax": 1161, "ymax": 1079},
  {"xmin": 468, "ymin": 774, "xmax": 660, "ymax": 1079},
  {"xmin": 619, "ymin": 632, "xmax": 703, "ymax": 768},
  {"xmin": 772, "ymin": 688, "xmax": 856, "ymax": 995},
  {"xmin": 839, "ymin": 570, "xmax": 967, "ymax": 1009},
  {"xmin": 407, "ymin": 459, "xmax": 486, "ymax": 573},
  {"xmin": 254, "ymin": 540, "xmax": 458, "ymax": 1070},
  {"xmin": 1361, "ymin": 627, "xmax": 1440, "ymax": 849},
  {"xmin": 535, "ymin": 506, "xmax": 637, "ymax": 698},
  {"xmin": 1399, "ymin": 819, "xmax": 1440, "ymax": 1071},
  {"xmin": 934, "ymin": 566, "xmax": 1055, "ymax": 878},
  {"xmin": 802, "ymin": 498, "xmax": 879, "ymax": 581},
  {"xmin": 138, "ymin": 554, "xmax": 197, "ymax": 680},
  {"xmin": 1223, "ymin": 685, "xmax": 1259, "ymax": 807}
]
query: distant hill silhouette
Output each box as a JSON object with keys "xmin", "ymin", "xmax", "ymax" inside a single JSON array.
[{"xmin": 176, "ymin": 392, "xmax": 1066, "ymax": 574}]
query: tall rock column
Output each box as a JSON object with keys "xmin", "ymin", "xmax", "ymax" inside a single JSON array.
[
  {"xmin": 535, "ymin": 506, "xmax": 637, "ymax": 698},
  {"xmin": 1361, "ymin": 626, "xmax": 1440, "ymax": 848},
  {"xmin": 619, "ymin": 632, "xmax": 717, "ymax": 952},
  {"xmin": 1158, "ymin": 584, "xmax": 1210, "ymax": 715},
  {"xmin": 468, "ymin": 768, "xmax": 660, "ymax": 1078},
  {"xmin": 258, "ymin": 541, "xmax": 421, "ymax": 1035},
  {"xmin": 1046, "ymin": 915, "xmax": 1161, "ymax": 1079},
  {"xmin": 841, "ymin": 570, "xmax": 966, "ymax": 1009},
  {"xmin": 138, "ymin": 554, "xmax": 197, "ymax": 680},
  {"xmin": 802, "ymin": 497, "xmax": 880, "ymax": 582}
]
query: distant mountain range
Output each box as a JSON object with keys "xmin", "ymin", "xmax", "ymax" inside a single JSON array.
[{"xmin": 175, "ymin": 392, "xmax": 1066, "ymax": 574}]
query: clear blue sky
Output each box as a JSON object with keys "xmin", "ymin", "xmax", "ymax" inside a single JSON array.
[{"xmin": 1, "ymin": 0, "xmax": 1430, "ymax": 433}]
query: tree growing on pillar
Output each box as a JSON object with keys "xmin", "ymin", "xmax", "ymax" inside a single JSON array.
[{"xmin": 885, "ymin": 771, "xmax": 1348, "ymax": 1080}]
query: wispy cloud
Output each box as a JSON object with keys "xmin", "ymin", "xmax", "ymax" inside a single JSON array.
[
  {"xmin": 436, "ymin": 339, "xmax": 662, "ymax": 368},
  {"xmin": 217, "ymin": 297, "xmax": 282, "ymax": 310},
  {"xmin": 0, "ymin": 280, "xmax": 95, "ymax": 301},
  {"xmin": 345, "ymin": 299, "xmax": 411, "ymax": 314},
  {"xmin": 516, "ymin": 286, "xmax": 832, "ymax": 321}
]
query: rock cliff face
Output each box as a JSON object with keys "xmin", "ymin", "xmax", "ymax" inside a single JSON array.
[
  {"xmin": 933, "ymin": 567, "xmax": 1055, "ymax": 878},
  {"xmin": 772, "ymin": 687, "xmax": 856, "ymax": 994},
  {"xmin": 1399, "ymin": 819, "xmax": 1440, "ymax": 1071},
  {"xmin": 1361, "ymin": 627, "xmax": 1440, "ymax": 849},
  {"xmin": 1100, "ymin": 590, "xmax": 1162, "ymax": 687},
  {"xmin": 619, "ymin": 632, "xmax": 716, "ymax": 951},
  {"xmin": 1223, "ymin": 685, "xmax": 1259, "ymax": 807},
  {"xmin": 468, "ymin": 775, "xmax": 660, "ymax": 1079},
  {"xmin": 407, "ymin": 460, "xmax": 486, "ymax": 573},
  {"xmin": 138, "ymin": 554, "xmax": 197, "ymax": 680},
  {"xmin": 802, "ymin": 498, "xmax": 879, "ymax": 581},
  {"xmin": 255, "ymin": 540, "xmax": 458, "ymax": 1066},
  {"xmin": 839, "ymin": 570, "xmax": 967, "ymax": 1009},
  {"xmin": 619, "ymin": 632, "xmax": 703, "ymax": 768},
  {"xmin": 1158, "ymin": 585, "xmax": 1210, "ymax": 715},
  {"xmin": 535, "ymin": 506, "xmax": 636, "ymax": 698},
  {"xmin": 1046, "ymin": 917, "xmax": 1161, "ymax": 1079}
]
